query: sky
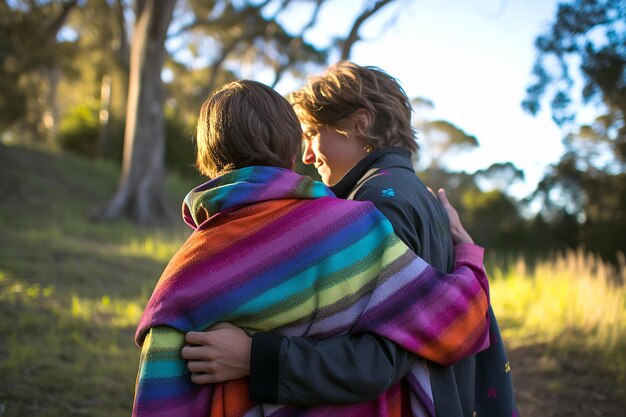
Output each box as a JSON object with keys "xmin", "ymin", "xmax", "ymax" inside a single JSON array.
[{"xmin": 266, "ymin": 0, "xmax": 566, "ymax": 199}]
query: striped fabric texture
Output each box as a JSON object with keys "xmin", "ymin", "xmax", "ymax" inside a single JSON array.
[{"xmin": 132, "ymin": 166, "xmax": 490, "ymax": 417}]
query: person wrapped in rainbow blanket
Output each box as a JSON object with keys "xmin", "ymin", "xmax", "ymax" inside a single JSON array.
[{"xmin": 132, "ymin": 79, "xmax": 490, "ymax": 417}]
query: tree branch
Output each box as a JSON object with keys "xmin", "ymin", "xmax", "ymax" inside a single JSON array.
[
  {"xmin": 340, "ymin": 0, "xmax": 395, "ymax": 60},
  {"xmin": 47, "ymin": 0, "xmax": 79, "ymax": 38}
]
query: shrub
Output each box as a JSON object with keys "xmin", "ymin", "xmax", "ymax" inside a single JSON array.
[{"xmin": 57, "ymin": 103, "xmax": 100, "ymax": 158}]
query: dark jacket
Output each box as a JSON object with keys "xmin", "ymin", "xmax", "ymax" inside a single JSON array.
[{"xmin": 249, "ymin": 148, "xmax": 518, "ymax": 417}]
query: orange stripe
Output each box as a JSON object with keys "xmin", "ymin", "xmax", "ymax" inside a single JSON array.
[
  {"xmin": 210, "ymin": 379, "xmax": 255, "ymax": 417},
  {"xmin": 419, "ymin": 292, "xmax": 489, "ymax": 364},
  {"xmin": 160, "ymin": 199, "xmax": 305, "ymax": 284}
]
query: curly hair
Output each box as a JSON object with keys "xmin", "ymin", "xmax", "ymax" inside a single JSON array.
[{"xmin": 288, "ymin": 61, "xmax": 417, "ymax": 153}]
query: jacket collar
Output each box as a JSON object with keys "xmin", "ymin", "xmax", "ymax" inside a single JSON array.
[{"xmin": 330, "ymin": 147, "xmax": 414, "ymax": 198}]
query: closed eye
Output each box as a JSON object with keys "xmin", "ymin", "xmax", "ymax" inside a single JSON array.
[{"xmin": 303, "ymin": 129, "xmax": 318, "ymax": 140}]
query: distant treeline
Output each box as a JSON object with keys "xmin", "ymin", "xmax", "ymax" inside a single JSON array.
[{"xmin": 1, "ymin": 0, "xmax": 624, "ymax": 261}]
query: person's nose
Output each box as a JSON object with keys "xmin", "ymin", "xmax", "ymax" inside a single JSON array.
[{"xmin": 302, "ymin": 141, "xmax": 315, "ymax": 165}]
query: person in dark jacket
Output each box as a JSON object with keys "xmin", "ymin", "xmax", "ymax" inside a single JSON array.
[{"xmin": 181, "ymin": 61, "xmax": 519, "ymax": 417}]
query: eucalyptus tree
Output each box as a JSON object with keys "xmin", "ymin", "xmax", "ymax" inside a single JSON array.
[
  {"xmin": 97, "ymin": 0, "xmax": 400, "ymax": 225},
  {"xmin": 523, "ymin": 0, "xmax": 626, "ymax": 259},
  {"xmin": 411, "ymin": 97, "xmax": 479, "ymax": 170},
  {"xmin": 0, "ymin": 0, "xmax": 79, "ymax": 139},
  {"xmin": 96, "ymin": 0, "xmax": 177, "ymax": 225}
]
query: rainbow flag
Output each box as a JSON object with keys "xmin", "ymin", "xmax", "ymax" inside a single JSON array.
[{"xmin": 133, "ymin": 166, "xmax": 490, "ymax": 417}]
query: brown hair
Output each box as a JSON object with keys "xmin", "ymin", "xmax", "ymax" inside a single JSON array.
[
  {"xmin": 195, "ymin": 80, "xmax": 302, "ymax": 178},
  {"xmin": 288, "ymin": 61, "xmax": 417, "ymax": 153}
]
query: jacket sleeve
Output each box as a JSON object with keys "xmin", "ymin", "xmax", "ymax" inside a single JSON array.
[{"xmin": 249, "ymin": 332, "xmax": 416, "ymax": 405}]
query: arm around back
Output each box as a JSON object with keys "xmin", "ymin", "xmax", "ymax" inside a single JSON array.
[{"xmin": 250, "ymin": 332, "xmax": 416, "ymax": 405}]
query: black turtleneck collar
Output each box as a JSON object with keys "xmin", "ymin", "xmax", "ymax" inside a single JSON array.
[{"xmin": 330, "ymin": 147, "xmax": 414, "ymax": 199}]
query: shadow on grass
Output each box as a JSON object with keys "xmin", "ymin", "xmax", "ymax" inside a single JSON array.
[
  {"xmin": 0, "ymin": 228, "xmax": 173, "ymax": 299},
  {"xmin": 0, "ymin": 144, "xmax": 196, "ymax": 416},
  {"xmin": 0, "ymin": 285, "xmax": 142, "ymax": 417},
  {"xmin": 507, "ymin": 337, "xmax": 626, "ymax": 417}
]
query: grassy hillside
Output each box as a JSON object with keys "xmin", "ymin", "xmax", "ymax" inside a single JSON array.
[
  {"xmin": 0, "ymin": 143, "xmax": 624, "ymax": 416},
  {"xmin": 0, "ymin": 143, "xmax": 193, "ymax": 417}
]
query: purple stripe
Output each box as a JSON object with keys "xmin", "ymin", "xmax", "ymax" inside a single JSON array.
[
  {"xmin": 152, "ymin": 199, "xmax": 346, "ymax": 300},
  {"xmin": 180, "ymin": 199, "xmax": 370, "ymax": 309},
  {"xmin": 355, "ymin": 265, "xmax": 484, "ymax": 350},
  {"xmin": 166, "ymin": 197, "xmax": 363, "ymax": 298},
  {"xmin": 255, "ymin": 169, "xmax": 301, "ymax": 201},
  {"xmin": 384, "ymin": 280, "xmax": 483, "ymax": 352},
  {"xmin": 133, "ymin": 385, "xmax": 211, "ymax": 417},
  {"xmin": 406, "ymin": 364, "xmax": 435, "ymax": 417},
  {"xmin": 352, "ymin": 264, "xmax": 442, "ymax": 334},
  {"xmin": 137, "ymin": 198, "xmax": 374, "ymax": 338}
]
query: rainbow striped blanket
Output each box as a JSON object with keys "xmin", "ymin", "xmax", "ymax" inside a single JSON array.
[{"xmin": 132, "ymin": 166, "xmax": 490, "ymax": 417}]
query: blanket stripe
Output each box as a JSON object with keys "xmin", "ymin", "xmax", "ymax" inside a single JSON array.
[{"xmin": 133, "ymin": 166, "xmax": 490, "ymax": 417}]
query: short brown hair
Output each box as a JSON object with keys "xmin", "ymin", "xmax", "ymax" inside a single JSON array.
[
  {"xmin": 195, "ymin": 80, "xmax": 302, "ymax": 178},
  {"xmin": 289, "ymin": 61, "xmax": 417, "ymax": 153}
]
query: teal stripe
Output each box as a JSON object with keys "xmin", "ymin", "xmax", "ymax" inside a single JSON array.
[
  {"xmin": 232, "ymin": 219, "xmax": 393, "ymax": 316},
  {"xmin": 141, "ymin": 359, "xmax": 187, "ymax": 379}
]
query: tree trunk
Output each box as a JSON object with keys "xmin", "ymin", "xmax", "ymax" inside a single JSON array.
[
  {"xmin": 43, "ymin": 65, "xmax": 61, "ymax": 144},
  {"xmin": 97, "ymin": 74, "xmax": 112, "ymax": 159},
  {"xmin": 95, "ymin": 0, "xmax": 177, "ymax": 225}
]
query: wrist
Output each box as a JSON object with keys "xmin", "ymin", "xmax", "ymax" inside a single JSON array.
[{"xmin": 452, "ymin": 227, "xmax": 473, "ymax": 244}]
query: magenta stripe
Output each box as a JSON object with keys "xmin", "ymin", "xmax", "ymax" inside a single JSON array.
[
  {"xmin": 382, "ymin": 281, "xmax": 483, "ymax": 350},
  {"xmin": 184, "ymin": 203, "xmax": 367, "ymax": 299},
  {"xmin": 137, "ymin": 199, "xmax": 374, "ymax": 337},
  {"xmin": 360, "ymin": 265, "xmax": 482, "ymax": 330},
  {"xmin": 163, "ymin": 197, "xmax": 362, "ymax": 296}
]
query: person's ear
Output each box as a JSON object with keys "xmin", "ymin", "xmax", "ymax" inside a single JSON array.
[{"xmin": 352, "ymin": 108, "xmax": 371, "ymax": 133}]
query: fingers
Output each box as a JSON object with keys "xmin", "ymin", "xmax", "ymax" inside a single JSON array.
[
  {"xmin": 186, "ymin": 361, "xmax": 234, "ymax": 384},
  {"xmin": 437, "ymin": 188, "xmax": 450, "ymax": 206},
  {"xmin": 190, "ymin": 372, "xmax": 217, "ymax": 384},
  {"xmin": 181, "ymin": 344, "xmax": 207, "ymax": 360},
  {"xmin": 182, "ymin": 323, "xmax": 252, "ymax": 385},
  {"xmin": 185, "ymin": 331, "xmax": 208, "ymax": 345},
  {"xmin": 187, "ymin": 359, "xmax": 211, "ymax": 373},
  {"xmin": 207, "ymin": 322, "xmax": 237, "ymax": 331},
  {"xmin": 189, "ymin": 369, "xmax": 231, "ymax": 384}
]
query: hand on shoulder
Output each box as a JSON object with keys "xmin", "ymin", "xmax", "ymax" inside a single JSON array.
[{"xmin": 436, "ymin": 188, "xmax": 474, "ymax": 245}]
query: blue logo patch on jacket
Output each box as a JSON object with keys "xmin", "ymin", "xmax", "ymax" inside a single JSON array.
[{"xmin": 381, "ymin": 188, "xmax": 395, "ymax": 198}]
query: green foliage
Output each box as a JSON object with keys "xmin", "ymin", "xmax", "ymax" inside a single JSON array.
[
  {"xmin": 55, "ymin": 103, "xmax": 200, "ymax": 177},
  {"xmin": 523, "ymin": 0, "xmax": 626, "ymax": 125},
  {"xmin": 531, "ymin": 134, "xmax": 626, "ymax": 261},
  {"xmin": 522, "ymin": 0, "xmax": 626, "ymax": 262},
  {"xmin": 418, "ymin": 119, "xmax": 479, "ymax": 169},
  {"xmin": 0, "ymin": 75, "xmax": 27, "ymax": 132},
  {"xmin": 418, "ymin": 168, "xmax": 528, "ymax": 253},
  {"xmin": 164, "ymin": 111, "xmax": 199, "ymax": 178},
  {"xmin": 57, "ymin": 102, "xmax": 100, "ymax": 157},
  {"xmin": 0, "ymin": 15, "xmax": 28, "ymax": 130},
  {"xmin": 0, "ymin": 1, "xmax": 80, "ymax": 133}
]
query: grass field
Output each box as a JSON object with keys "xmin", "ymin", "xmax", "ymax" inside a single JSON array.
[{"xmin": 0, "ymin": 142, "xmax": 625, "ymax": 416}]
